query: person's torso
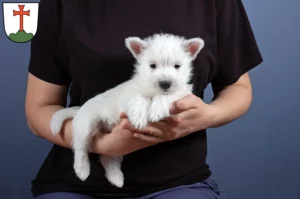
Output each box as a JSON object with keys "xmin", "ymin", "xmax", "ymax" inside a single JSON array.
[{"xmin": 32, "ymin": 0, "xmax": 218, "ymax": 198}]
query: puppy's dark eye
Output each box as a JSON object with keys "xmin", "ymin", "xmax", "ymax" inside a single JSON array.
[
  {"xmin": 174, "ymin": 64, "xmax": 181, "ymax": 69},
  {"xmin": 150, "ymin": 64, "xmax": 157, "ymax": 69}
]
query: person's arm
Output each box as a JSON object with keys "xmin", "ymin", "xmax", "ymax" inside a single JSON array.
[
  {"xmin": 129, "ymin": 72, "xmax": 255, "ymax": 142},
  {"xmin": 129, "ymin": 0, "xmax": 263, "ymax": 142},
  {"xmin": 208, "ymin": 0, "xmax": 263, "ymax": 127},
  {"xmin": 25, "ymin": 72, "xmax": 159, "ymax": 156},
  {"xmin": 209, "ymin": 72, "xmax": 252, "ymax": 128},
  {"xmin": 24, "ymin": 0, "xmax": 107, "ymax": 154},
  {"xmin": 26, "ymin": 0, "xmax": 160, "ymax": 157},
  {"xmin": 25, "ymin": 73, "xmax": 107, "ymax": 154}
]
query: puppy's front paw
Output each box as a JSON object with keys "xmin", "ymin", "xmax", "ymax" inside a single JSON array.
[
  {"xmin": 126, "ymin": 97, "xmax": 149, "ymax": 130},
  {"xmin": 127, "ymin": 106, "xmax": 148, "ymax": 130},
  {"xmin": 148, "ymin": 100, "xmax": 170, "ymax": 123}
]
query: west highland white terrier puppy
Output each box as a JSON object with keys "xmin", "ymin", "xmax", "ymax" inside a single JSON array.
[{"xmin": 50, "ymin": 33, "xmax": 205, "ymax": 188}]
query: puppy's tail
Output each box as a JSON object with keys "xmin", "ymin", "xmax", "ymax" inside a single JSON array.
[{"xmin": 50, "ymin": 106, "xmax": 80, "ymax": 135}]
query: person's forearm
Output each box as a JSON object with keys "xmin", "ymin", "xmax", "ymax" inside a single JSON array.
[
  {"xmin": 26, "ymin": 105, "xmax": 107, "ymax": 154},
  {"xmin": 209, "ymin": 83, "xmax": 253, "ymax": 128},
  {"xmin": 27, "ymin": 105, "xmax": 71, "ymax": 147}
]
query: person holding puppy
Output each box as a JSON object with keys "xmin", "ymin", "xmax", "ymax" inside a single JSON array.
[{"xmin": 25, "ymin": 0, "xmax": 263, "ymax": 199}]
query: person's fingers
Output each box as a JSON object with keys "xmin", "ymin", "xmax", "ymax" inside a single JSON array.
[
  {"xmin": 146, "ymin": 121, "xmax": 179, "ymax": 140},
  {"xmin": 164, "ymin": 108, "xmax": 198, "ymax": 125},
  {"xmin": 117, "ymin": 118, "xmax": 129, "ymax": 129},
  {"xmin": 174, "ymin": 112, "xmax": 207, "ymax": 134},
  {"xmin": 138, "ymin": 125, "xmax": 166, "ymax": 138},
  {"xmin": 170, "ymin": 94, "xmax": 199, "ymax": 114},
  {"xmin": 174, "ymin": 108, "xmax": 199, "ymax": 121},
  {"xmin": 148, "ymin": 120, "xmax": 169, "ymax": 131},
  {"xmin": 133, "ymin": 133, "xmax": 165, "ymax": 143},
  {"xmin": 120, "ymin": 112, "xmax": 128, "ymax": 118},
  {"xmin": 165, "ymin": 109, "xmax": 202, "ymax": 135}
]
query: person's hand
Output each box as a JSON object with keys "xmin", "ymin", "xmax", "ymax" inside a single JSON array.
[
  {"xmin": 122, "ymin": 94, "xmax": 217, "ymax": 142},
  {"xmin": 93, "ymin": 117, "xmax": 162, "ymax": 157}
]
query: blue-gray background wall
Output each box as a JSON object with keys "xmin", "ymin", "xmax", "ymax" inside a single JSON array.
[{"xmin": 0, "ymin": 0, "xmax": 299, "ymax": 198}]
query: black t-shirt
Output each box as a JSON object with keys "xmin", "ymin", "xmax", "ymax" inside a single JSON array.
[{"xmin": 28, "ymin": 0, "xmax": 263, "ymax": 198}]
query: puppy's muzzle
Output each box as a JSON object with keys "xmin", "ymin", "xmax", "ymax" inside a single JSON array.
[{"xmin": 159, "ymin": 81, "xmax": 172, "ymax": 91}]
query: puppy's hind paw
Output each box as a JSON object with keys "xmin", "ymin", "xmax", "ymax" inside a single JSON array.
[
  {"xmin": 106, "ymin": 170, "xmax": 124, "ymax": 188},
  {"xmin": 74, "ymin": 161, "xmax": 90, "ymax": 181}
]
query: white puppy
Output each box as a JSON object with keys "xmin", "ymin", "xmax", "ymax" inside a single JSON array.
[{"xmin": 50, "ymin": 33, "xmax": 205, "ymax": 188}]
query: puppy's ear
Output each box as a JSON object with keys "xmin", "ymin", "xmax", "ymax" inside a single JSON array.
[
  {"xmin": 125, "ymin": 37, "xmax": 147, "ymax": 59},
  {"xmin": 184, "ymin": 38, "xmax": 205, "ymax": 60}
]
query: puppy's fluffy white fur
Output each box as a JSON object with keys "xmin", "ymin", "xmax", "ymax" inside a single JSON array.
[{"xmin": 50, "ymin": 33, "xmax": 205, "ymax": 188}]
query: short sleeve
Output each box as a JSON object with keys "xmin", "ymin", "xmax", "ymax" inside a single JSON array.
[
  {"xmin": 211, "ymin": 0, "xmax": 263, "ymax": 92},
  {"xmin": 28, "ymin": 0, "xmax": 71, "ymax": 85}
]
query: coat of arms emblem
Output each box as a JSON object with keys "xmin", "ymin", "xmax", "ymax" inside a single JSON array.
[{"xmin": 2, "ymin": 2, "xmax": 39, "ymax": 43}]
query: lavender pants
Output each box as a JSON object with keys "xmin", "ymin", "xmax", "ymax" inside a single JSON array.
[{"xmin": 35, "ymin": 177, "xmax": 220, "ymax": 199}]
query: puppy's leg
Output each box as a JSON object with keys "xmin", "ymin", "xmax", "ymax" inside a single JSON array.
[
  {"xmin": 100, "ymin": 156, "xmax": 124, "ymax": 188},
  {"xmin": 148, "ymin": 95, "xmax": 171, "ymax": 123},
  {"xmin": 149, "ymin": 90, "xmax": 191, "ymax": 123},
  {"xmin": 72, "ymin": 101, "xmax": 101, "ymax": 181},
  {"xmin": 125, "ymin": 95, "xmax": 150, "ymax": 130}
]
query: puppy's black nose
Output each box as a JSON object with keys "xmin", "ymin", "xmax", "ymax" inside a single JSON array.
[{"xmin": 159, "ymin": 81, "xmax": 172, "ymax": 90}]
